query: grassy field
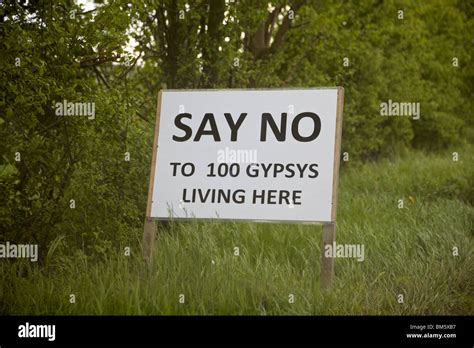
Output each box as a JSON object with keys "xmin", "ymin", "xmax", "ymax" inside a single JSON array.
[{"xmin": 1, "ymin": 147, "xmax": 473, "ymax": 315}]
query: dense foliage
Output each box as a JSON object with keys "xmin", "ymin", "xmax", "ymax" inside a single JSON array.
[{"xmin": 1, "ymin": 0, "xmax": 472, "ymax": 259}]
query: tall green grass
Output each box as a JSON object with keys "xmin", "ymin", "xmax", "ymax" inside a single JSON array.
[{"xmin": 1, "ymin": 147, "xmax": 473, "ymax": 315}]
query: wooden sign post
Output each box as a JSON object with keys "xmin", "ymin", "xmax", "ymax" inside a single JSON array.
[
  {"xmin": 143, "ymin": 93, "xmax": 162, "ymax": 263},
  {"xmin": 321, "ymin": 89, "xmax": 344, "ymax": 289},
  {"xmin": 143, "ymin": 88, "xmax": 344, "ymax": 289}
]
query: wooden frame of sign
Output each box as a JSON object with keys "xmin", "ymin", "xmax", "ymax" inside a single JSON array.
[{"xmin": 143, "ymin": 87, "xmax": 344, "ymax": 290}]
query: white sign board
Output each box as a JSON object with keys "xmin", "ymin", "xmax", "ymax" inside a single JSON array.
[{"xmin": 147, "ymin": 88, "xmax": 343, "ymax": 223}]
